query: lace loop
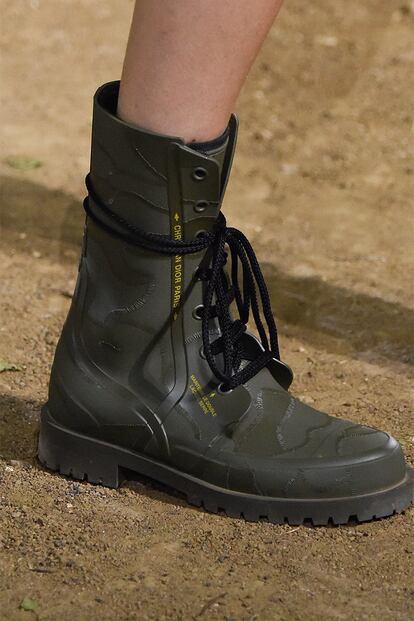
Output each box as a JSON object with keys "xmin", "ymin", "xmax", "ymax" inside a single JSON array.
[
  {"xmin": 201, "ymin": 218, "xmax": 280, "ymax": 389},
  {"xmin": 84, "ymin": 183, "xmax": 280, "ymax": 391}
]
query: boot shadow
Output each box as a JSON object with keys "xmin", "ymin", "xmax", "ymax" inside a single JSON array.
[
  {"xmin": 0, "ymin": 174, "xmax": 84, "ymax": 253},
  {"xmin": 263, "ymin": 262, "xmax": 414, "ymax": 367},
  {"xmin": 0, "ymin": 394, "xmax": 40, "ymax": 463}
]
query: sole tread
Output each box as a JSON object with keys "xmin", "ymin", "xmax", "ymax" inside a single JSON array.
[{"xmin": 40, "ymin": 457, "xmax": 411, "ymax": 526}]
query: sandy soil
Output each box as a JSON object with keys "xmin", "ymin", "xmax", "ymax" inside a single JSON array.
[{"xmin": 1, "ymin": 1, "xmax": 413, "ymax": 619}]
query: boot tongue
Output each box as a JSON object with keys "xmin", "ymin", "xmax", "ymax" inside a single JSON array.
[
  {"xmin": 202, "ymin": 139, "xmax": 229, "ymax": 173},
  {"xmin": 188, "ymin": 127, "xmax": 230, "ymax": 173}
]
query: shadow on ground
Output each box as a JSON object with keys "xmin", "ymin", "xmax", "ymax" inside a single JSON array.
[
  {"xmin": 0, "ymin": 174, "xmax": 84, "ymax": 248},
  {"xmin": 2, "ymin": 175, "xmax": 413, "ymax": 368},
  {"xmin": 264, "ymin": 263, "xmax": 413, "ymax": 367},
  {"xmin": 0, "ymin": 394, "xmax": 40, "ymax": 462}
]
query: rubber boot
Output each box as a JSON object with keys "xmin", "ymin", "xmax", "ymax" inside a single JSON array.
[{"xmin": 38, "ymin": 81, "xmax": 413, "ymax": 525}]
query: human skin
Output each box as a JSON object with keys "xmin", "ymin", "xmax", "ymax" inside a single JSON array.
[{"xmin": 117, "ymin": 0, "xmax": 284, "ymax": 143}]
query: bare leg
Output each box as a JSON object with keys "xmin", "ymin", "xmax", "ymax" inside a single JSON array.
[{"xmin": 117, "ymin": 0, "xmax": 283, "ymax": 143}]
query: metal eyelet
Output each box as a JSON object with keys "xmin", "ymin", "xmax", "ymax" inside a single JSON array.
[
  {"xmin": 218, "ymin": 383, "xmax": 233, "ymax": 395},
  {"xmin": 192, "ymin": 304, "xmax": 204, "ymax": 320},
  {"xmin": 194, "ymin": 200, "xmax": 209, "ymax": 213},
  {"xmin": 196, "ymin": 230, "xmax": 208, "ymax": 239},
  {"xmin": 192, "ymin": 167, "xmax": 208, "ymax": 181},
  {"xmin": 199, "ymin": 346, "xmax": 206, "ymax": 359}
]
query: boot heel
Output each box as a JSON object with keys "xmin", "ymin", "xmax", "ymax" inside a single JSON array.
[{"xmin": 38, "ymin": 407, "xmax": 122, "ymax": 488}]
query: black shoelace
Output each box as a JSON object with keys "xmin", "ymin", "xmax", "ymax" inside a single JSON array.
[{"xmin": 84, "ymin": 179, "xmax": 280, "ymax": 392}]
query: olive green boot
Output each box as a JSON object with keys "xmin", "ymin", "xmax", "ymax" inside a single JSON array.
[{"xmin": 38, "ymin": 81, "xmax": 413, "ymax": 525}]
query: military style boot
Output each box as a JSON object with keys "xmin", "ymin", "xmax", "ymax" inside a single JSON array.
[{"xmin": 38, "ymin": 81, "xmax": 413, "ymax": 525}]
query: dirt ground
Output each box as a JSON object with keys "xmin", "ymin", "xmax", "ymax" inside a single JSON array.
[{"xmin": 1, "ymin": 1, "xmax": 413, "ymax": 619}]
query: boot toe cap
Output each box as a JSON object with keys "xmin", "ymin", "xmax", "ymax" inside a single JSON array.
[{"xmin": 256, "ymin": 424, "xmax": 408, "ymax": 500}]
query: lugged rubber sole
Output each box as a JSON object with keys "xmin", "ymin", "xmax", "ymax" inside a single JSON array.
[{"xmin": 38, "ymin": 408, "xmax": 414, "ymax": 526}]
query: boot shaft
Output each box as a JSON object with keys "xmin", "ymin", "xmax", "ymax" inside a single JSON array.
[
  {"xmin": 49, "ymin": 82, "xmax": 238, "ymax": 419},
  {"xmin": 89, "ymin": 81, "xmax": 237, "ymax": 237}
]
